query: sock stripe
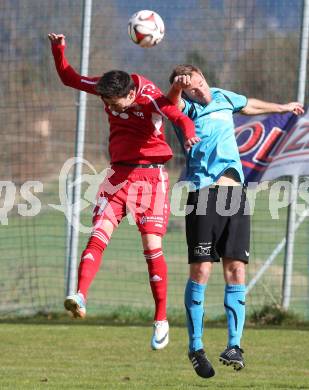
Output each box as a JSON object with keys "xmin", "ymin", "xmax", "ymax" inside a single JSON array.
[
  {"xmin": 92, "ymin": 231, "xmax": 108, "ymax": 240},
  {"xmin": 91, "ymin": 230, "xmax": 109, "ymax": 240},
  {"xmin": 224, "ymin": 302, "xmax": 238, "ymax": 331},
  {"xmin": 91, "ymin": 231, "xmax": 109, "ymax": 245},
  {"xmin": 185, "ymin": 303, "xmax": 195, "ymax": 335},
  {"xmin": 185, "ymin": 279, "xmax": 206, "ymax": 353},
  {"xmin": 144, "ymin": 251, "xmax": 163, "ymax": 260},
  {"xmin": 224, "ymin": 284, "xmax": 245, "ymax": 348}
]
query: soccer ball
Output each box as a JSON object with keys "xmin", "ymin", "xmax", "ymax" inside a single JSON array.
[{"xmin": 128, "ymin": 10, "xmax": 165, "ymax": 48}]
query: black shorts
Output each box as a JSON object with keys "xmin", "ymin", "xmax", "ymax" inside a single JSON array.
[{"xmin": 186, "ymin": 186, "xmax": 250, "ymax": 264}]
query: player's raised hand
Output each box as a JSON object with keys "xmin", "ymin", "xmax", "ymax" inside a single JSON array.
[
  {"xmin": 173, "ymin": 75, "xmax": 192, "ymax": 90},
  {"xmin": 48, "ymin": 33, "xmax": 66, "ymax": 46},
  {"xmin": 281, "ymin": 102, "xmax": 304, "ymax": 116},
  {"xmin": 185, "ymin": 136, "xmax": 201, "ymax": 149}
]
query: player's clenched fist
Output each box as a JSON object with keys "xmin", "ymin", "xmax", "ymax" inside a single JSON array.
[
  {"xmin": 173, "ymin": 75, "xmax": 192, "ymax": 90},
  {"xmin": 48, "ymin": 33, "xmax": 66, "ymax": 46}
]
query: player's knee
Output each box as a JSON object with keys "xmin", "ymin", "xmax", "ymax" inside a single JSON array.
[
  {"xmin": 142, "ymin": 233, "xmax": 162, "ymax": 251},
  {"xmin": 226, "ymin": 263, "xmax": 246, "ymax": 284},
  {"xmin": 190, "ymin": 262, "xmax": 212, "ymax": 284},
  {"xmin": 234, "ymin": 266, "xmax": 246, "ymax": 284}
]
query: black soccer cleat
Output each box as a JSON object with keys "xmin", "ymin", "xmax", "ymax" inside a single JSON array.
[
  {"xmin": 188, "ymin": 349, "xmax": 215, "ymax": 378},
  {"xmin": 219, "ymin": 345, "xmax": 245, "ymax": 371}
]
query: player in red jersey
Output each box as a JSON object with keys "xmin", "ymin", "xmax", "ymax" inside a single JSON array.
[{"xmin": 48, "ymin": 33, "xmax": 199, "ymax": 349}]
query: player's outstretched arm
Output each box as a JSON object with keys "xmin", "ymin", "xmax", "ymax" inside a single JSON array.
[
  {"xmin": 48, "ymin": 32, "xmax": 100, "ymax": 95},
  {"xmin": 154, "ymin": 95, "xmax": 200, "ymax": 149},
  {"xmin": 241, "ymin": 98, "xmax": 304, "ymax": 116},
  {"xmin": 166, "ymin": 75, "xmax": 190, "ymax": 111}
]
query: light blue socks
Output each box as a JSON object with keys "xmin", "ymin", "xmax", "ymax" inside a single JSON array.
[
  {"xmin": 184, "ymin": 279, "xmax": 207, "ymax": 352},
  {"xmin": 224, "ymin": 284, "xmax": 246, "ymax": 347}
]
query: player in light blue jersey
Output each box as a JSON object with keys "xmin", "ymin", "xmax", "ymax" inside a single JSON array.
[{"xmin": 168, "ymin": 64, "xmax": 304, "ymax": 379}]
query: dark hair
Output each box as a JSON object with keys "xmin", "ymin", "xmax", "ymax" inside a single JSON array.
[
  {"xmin": 95, "ymin": 70, "xmax": 135, "ymax": 98},
  {"xmin": 169, "ymin": 64, "xmax": 203, "ymax": 84}
]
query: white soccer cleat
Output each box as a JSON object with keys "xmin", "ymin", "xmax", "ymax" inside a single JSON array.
[
  {"xmin": 151, "ymin": 320, "xmax": 169, "ymax": 350},
  {"xmin": 64, "ymin": 292, "xmax": 86, "ymax": 319}
]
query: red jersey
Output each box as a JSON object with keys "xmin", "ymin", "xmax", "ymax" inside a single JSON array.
[{"xmin": 51, "ymin": 44, "xmax": 195, "ymax": 164}]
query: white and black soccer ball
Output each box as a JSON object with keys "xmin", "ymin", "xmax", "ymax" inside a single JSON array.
[{"xmin": 128, "ymin": 10, "xmax": 165, "ymax": 48}]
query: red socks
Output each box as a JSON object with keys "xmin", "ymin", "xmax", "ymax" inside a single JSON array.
[
  {"xmin": 144, "ymin": 248, "xmax": 168, "ymax": 321},
  {"xmin": 77, "ymin": 233, "xmax": 167, "ymax": 322},
  {"xmin": 77, "ymin": 229, "xmax": 109, "ymax": 299}
]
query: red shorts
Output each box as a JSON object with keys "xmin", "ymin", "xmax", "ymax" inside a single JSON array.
[{"xmin": 92, "ymin": 165, "xmax": 170, "ymax": 236}]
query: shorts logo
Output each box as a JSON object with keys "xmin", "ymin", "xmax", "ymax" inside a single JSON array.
[
  {"xmin": 194, "ymin": 243, "xmax": 212, "ymax": 257},
  {"xmin": 94, "ymin": 196, "xmax": 108, "ymax": 216},
  {"xmin": 140, "ymin": 216, "xmax": 164, "ymax": 225},
  {"xmin": 140, "ymin": 216, "xmax": 147, "ymax": 225}
]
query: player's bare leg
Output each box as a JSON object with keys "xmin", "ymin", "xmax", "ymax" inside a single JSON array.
[{"xmin": 142, "ymin": 234, "xmax": 169, "ymax": 350}]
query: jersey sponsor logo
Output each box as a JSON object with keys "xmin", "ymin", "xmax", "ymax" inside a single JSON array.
[
  {"xmin": 194, "ymin": 242, "xmax": 212, "ymax": 256},
  {"xmin": 132, "ymin": 111, "xmax": 144, "ymax": 118},
  {"xmin": 140, "ymin": 83, "xmax": 157, "ymax": 95}
]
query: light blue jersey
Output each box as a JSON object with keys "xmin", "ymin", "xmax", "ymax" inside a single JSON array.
[{"xmin": 173, "ymin": 88, "xmax": 247, "ymax": 189}]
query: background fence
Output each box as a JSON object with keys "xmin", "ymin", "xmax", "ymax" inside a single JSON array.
[{"xmin": 0, "ymin": 0, "xmax": 308, "ymax": 319}]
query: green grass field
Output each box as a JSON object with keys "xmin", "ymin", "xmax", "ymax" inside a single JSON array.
[{"xmin": 0, "ymin": 323, "xmax": 308, "ymax": 389}]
